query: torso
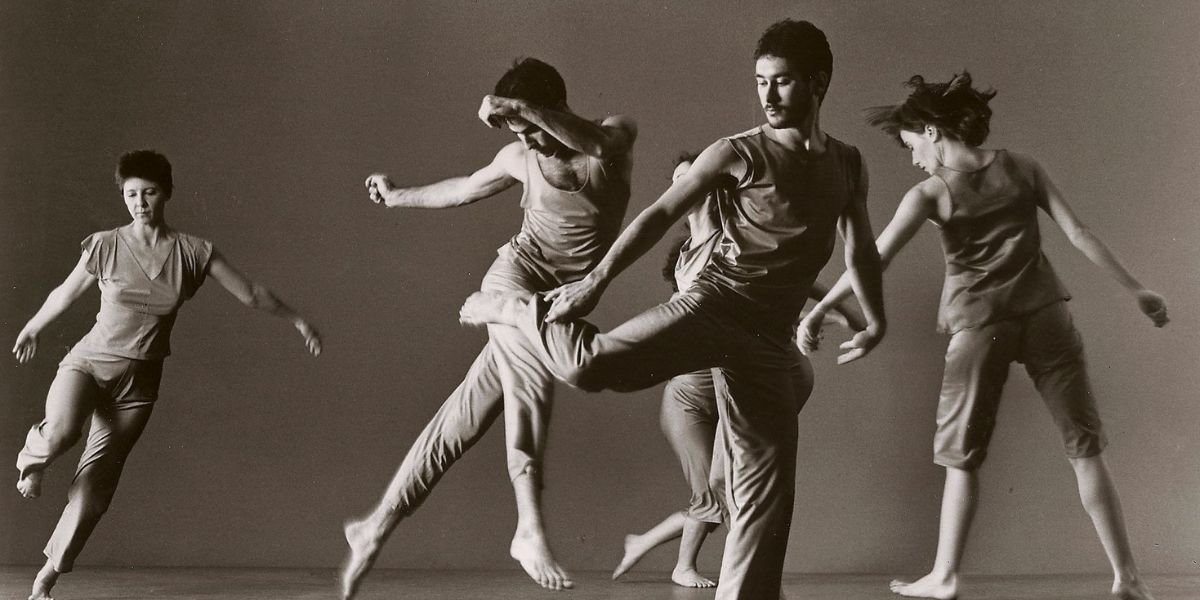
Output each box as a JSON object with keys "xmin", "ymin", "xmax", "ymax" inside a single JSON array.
[
  {"xmin": 930, "ymin": 150, "xmax": 1070, "ymax": 333},
  {"xmin": 509, "ymin": 146, "xmax": 631, "ymax": 285}
]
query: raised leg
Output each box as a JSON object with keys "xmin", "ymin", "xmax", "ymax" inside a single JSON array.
[{"xmin": 17, "ymin": 369, "xmax": 100, "ymax": 499}]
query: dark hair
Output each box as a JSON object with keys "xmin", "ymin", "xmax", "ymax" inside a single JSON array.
[
  {"xmin": 115, "ymin": 150, "xmax": 173, "ymax": 197},
  {"xmin": 865, "ymin": 71, "xmax": 997, "ymax": 147},
  {"xmin": 673, "ymin": 150, "xmax": 699, "ymax": 170},
  {"xmin": 754, "ymin": 19, "xmax": 833, "ymax": 96},
  {"xmin": 494, "ymin": 57, "xmax": 567, "ymax": 110}
]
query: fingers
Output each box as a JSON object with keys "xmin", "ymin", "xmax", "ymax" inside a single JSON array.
[{"xmin": 836, "ymin": 347, "xmax": 867, "ymax": 365}]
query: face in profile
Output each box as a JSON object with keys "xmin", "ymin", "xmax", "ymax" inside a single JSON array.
[
  {"xmin": 755, "ymin": 55, "xmax": 815, "ymax": 129},
  {"xmin": 900, "ymin": 129, "xmax": 939, "ymax": 175},
  {"xmin": 121, "ymin": 177, "xmax": 168, "ymax": 225}
]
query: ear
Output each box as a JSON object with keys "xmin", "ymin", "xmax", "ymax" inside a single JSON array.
[{"xmin": 812, "ymin": 71, "xmax": 830, "ymax": 100}]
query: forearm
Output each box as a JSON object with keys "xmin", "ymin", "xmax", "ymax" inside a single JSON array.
[
  {"xmin": 517, "ymin": 104, "xmax": 618, "ymax": 158},
  {"xmin": 587, "ymin": 208, "xmax": 676, "ymax": 289},
  {"xmin": 382, "ymin": 177, "xmax": 483, "ymax": 209},
  {"xmin": 246, "ymin": 285, "xmax": 303, "ymax": 324},
  {"xmin": 845, "ymin": 248, "xmax": 886, "ymax": 333},
  {"xmin": 22, "ymin": 286, "xmax": 78, "ymax": 334},
  {"xmin": 1070, "ymin": 228, "xmax": 1146, "ymax": 292}
]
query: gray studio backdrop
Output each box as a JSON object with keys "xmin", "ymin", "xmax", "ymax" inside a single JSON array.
[{"xmin": 3, "ymin": 0, "xmax": 1198, "ymax": 576}]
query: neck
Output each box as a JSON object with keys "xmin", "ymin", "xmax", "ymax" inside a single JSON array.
[
  {"xmin": 939, "ymin": 142, "xmax": 991, "ymax": 171},
  {"xmin": 124, "ymin": 221, "xmax": 169, "ymax": 245},
  {"xmin": 767, "ymin": 108, "xmax": 825, "ymax": 153}
]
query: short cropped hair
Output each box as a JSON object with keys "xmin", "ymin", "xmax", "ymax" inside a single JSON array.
[
  {"xmin": 115, "ymin": 150, "xmax": 173, "ymax": 197},
  {"xmin": 494, "ymin": 57, "xmax": 567, "ymax": 110},
  {"xmin": 673, "ymin": 150, "xmax": 700, "ymax": 170},
  {"xmin": 865, "ymin": 71, "xmax": 997, "ymax": 147},
  {"xmin": 754, "ymin": 19, "xmax": 833, "ymax": 93}
]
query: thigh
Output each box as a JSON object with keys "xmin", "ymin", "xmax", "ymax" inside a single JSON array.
[
  {"xmin": 77, "ymin": 403, "xmax": 155, "ymax": 476},
  {"xmin": 1019, "ymin": 302, "xmax": 1106, "ymax": 457},
  {"xmin": 44, "ymin": 361, "xmax": 103, "ymax": 436},
  {"xmin": 934, "ymin": 322, "xmax": 1019, "ymax": 469}
]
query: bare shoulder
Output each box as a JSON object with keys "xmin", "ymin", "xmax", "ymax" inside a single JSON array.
[
  {"xmin": 601, "ymin": 113, "xmax": 637, "ymax": 134},
  {"xmin": 493, "ymin": 141, "xmax": 529, "ymax": 179},
  {"xmin": 910, "ymin": 176, "xmax": 947, "ymax": 203}
]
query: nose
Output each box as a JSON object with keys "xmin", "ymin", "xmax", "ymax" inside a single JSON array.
[{"xmin": 765, "ymin": 83, "xmax": 780, "ymax": 103}]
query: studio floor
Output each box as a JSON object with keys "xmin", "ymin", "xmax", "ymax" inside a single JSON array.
[{"xmin": 1, "ymin": 568, "xmax": 1198, "ymax": 600}]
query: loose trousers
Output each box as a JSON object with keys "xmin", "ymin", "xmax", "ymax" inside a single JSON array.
[
  {"xmin": 518, "ymin": 284, "xmax": 812, "ymax": 600},
  {"xmin": 381, "ymin": 250, "xmax": 559, "ymax": 514}
]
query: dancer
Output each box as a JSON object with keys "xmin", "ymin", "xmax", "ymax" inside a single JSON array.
[
  {"xmin": 340, "ymin": 58, "xmax": 635, "ymax": 597},
  {"xmin": 612, "ymin": 153, "xmax": 866, "ymax": 588},
  {"xmin": 461, "ymin": 19, "xmax": 886, "ymax": 600},
  {"xmin": 13, "ymin": 150, "xmax": 322, "ymax": 600},
  {"xmin": 798, "ymin": 72, "xmax": 1165, "ymax": 600}
]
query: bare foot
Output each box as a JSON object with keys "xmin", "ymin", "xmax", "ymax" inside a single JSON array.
[
  {"xmin": 339, "ymin": 514, "xmax": 388, "ymax": 600},
  {"xmin": 1113, "ymin": 579, "xmax": 1155, "ymax": 600},
  {"xmin": 17, "ymin": 472, "xmax": 42, "ymax": 499},
  {"xmin": 511, "ymin": 528, "xmax": 574, "ymax": 591},
  {"xmin": 889, "ymin": 572, "xmax": 958, "ymax": 599},
  {"xmin": 672, "ymin": 566, "xmax": 716, "ymax": 588},
  {"xmin": 612, "ymin": 533, "xmax": 654, "ymax": 580},
  {"xmin": 29, "ymin": 562, "xmax": 58, "ymax": 600},
  {"xmin": 459, "ymin": 291, "xmax": 528, "ymax": 328}
]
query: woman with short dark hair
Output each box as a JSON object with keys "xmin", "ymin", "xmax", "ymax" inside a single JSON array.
[{"xmin": 13, "ymin": 150, "xmax": 322, "ymax": 600}]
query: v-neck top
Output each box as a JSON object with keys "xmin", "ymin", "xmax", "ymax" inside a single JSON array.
[
  {"xmin": 931, "ymin": 150, "xmax": 1070, "ymax": 333},
  {"xmin": 508, "ymin": 147, "xmax": 630, "ymax": 284},
  {"xmin": 74, "ymin": 228, "xmax": 213, "ymax": 359}
]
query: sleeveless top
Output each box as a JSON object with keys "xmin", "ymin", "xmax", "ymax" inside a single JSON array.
[
  {"xmin": 508, "ymin": 148, "xmax": 630, "ymax": 284},
  {"xmin": 702, "ymin": 126, "xmax": 861, "ymax": 324},
  {"xmin": 74, "ymin": 228, "xmax": 213, "ymax": 359},
  {"xmin": 931, "ymin": 150, "xmax": 1070, "ymax": 333},
  {"xmin": 673, "ymin": 188, "xmax": 725, "ymax": 293}
]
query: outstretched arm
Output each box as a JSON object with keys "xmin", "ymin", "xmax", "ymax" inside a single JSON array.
[
  {"xmin": 543, "ymin": 140, "xmax": 738, "ymax": 322},
  {"xmin": 800, "ymin": 177, "xmax": 938, "ymax": 359},
  {"xmin": 12, "ymin": 256, "xmax": 97, "ymax": 363},
  {"xmin": 207, "ymin": 252, "xmax": 322, "ymax": 356},
  {"xmin": 479, "ymin": 96, "xmax": 637, "ymax": 160},
  {"xmin": 365, "ymin": 142, "xmax": 523, "ymax": 209},
  {"xmin": 1036, "ymin": 161, "xmax": 1168, "ymax": 327}
]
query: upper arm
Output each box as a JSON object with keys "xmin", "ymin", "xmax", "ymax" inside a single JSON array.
[
  {"xmin": 57, "ymin": 255, "xmax": 98, "ymax": 301},
  {"xmin": 1029, "ymin": 157, "xmax": 1088, "ymax": 239},
  {"xmin": 206, "ymin": 251, "xmax": 256, "ymax": 305},
  {"xmin": 871, "ymin": 180, "xmax": 938, "ymax": 266},
  {"xmin": 459, "ymin": 143, "xmax": 523, "ymax": 204},
  {"xmin": 597, "ymin": 114, "xmax": 638, "ymax": 158},
  {"xmin": 838, "ymin": 159, "xmax": 876, "ymax": 258},
  {"xmin": 646, "ymin": 140, "xmax": 739, "ymax": 223}
]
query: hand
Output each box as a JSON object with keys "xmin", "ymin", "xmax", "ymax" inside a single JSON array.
[
  {"xmin": 12, "ymin": 329, "xmax": 38, "ymax": 364},
  {"xmin": 364, "ymin": 173, "xmax": 395, "ymax": 205},
  {"xmin": 836, "ymin": 324, "xmax": 884, "ymax": 365},
  {"xmin": 478, "ymin": 95, "xmax": 521, "ymax": 128},
  {"xmin": 295, "ymin": 320, "xmax": 323, "ymax": 357},
  {"xmin": 796, "ymin": 309, "xmax": 826, "ymax": 356},
  {"xmin": 1135, "ymin": 289, "xmax": 1169, "ymax": 327},
  {"xmin": 543, "ymin": 277, "xmax": 605, "ymax": 322}
]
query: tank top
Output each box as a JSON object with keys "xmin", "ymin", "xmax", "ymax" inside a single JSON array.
[
  {"xmin": 704, "ymin": 126, "xmax": 861, "ymax": 323},
  {"xmin": 932, "ymin": 150, "xmax": 1070, "ymax": 333},
  {"xmin": 673, "ymin": 188, "xmax": 725, "ymax": 293},
  {"xmin": 508, "ymin": 148, "xmax": 630, "ymax": 284},
  {"xmin": 74, "ymin": 228, "xmax": 213, "ymax": 359}
]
